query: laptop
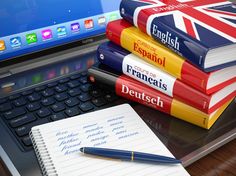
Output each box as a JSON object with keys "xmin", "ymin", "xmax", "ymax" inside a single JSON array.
[{"xmin": 0, "ymin": 0, "xmax": 235, "ymax": 176}]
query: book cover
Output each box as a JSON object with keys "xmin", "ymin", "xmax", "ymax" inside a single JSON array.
[
  {"xmin": 106, "ymin": 19, "xmax": 236, "ymax": 94},
  {"xmin": 97, "ymin": 41, "xmax": 236, "ymax": 114},
  {"xmin": 88, "ymin": 64, "xmax": 233, "ymax": 129},
  {"xmin": 119, "ymin": 0, "xmax": 236, "ymax": 71}
]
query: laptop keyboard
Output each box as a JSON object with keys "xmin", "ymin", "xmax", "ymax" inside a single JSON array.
[{"xmin": 0, "ymin": 71, "xmax": 119, "ymax": 151}]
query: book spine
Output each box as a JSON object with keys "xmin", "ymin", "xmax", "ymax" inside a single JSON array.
[
  {"xmin": 120, "ymin": 0, "xmax": 209, "ymax": 70},
  {"xmin": 106, "ymin": 19, "xmax": 210, "ymax": 93},
  {"xmin": 88, "ymin": 66, "xmax": 211, "ymax": 129},
  {"xmin": 98, "ymin": 42, "xmax": 211, "ymax": 113}
]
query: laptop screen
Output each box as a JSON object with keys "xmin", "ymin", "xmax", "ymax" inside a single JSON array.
[{"xmin": 0, "ymin": 0, "xmax": 120, "ymax": 63}]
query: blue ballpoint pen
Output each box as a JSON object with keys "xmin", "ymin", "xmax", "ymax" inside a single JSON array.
[{"xmin": 80, "ymin": 147, "xmax": 181, "ymax": 164}]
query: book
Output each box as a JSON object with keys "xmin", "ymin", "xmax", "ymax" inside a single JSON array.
[
  {"xmin": 88, "ymin": 65, "xmax": 233, "ymax": 129},
  {"xmin": 106, "ymin": 19, "xmax": 236, "ymax": 94},
  {"xmin": 97, "ymin": 41, "xmax": 236, "ymax": 114},
  {"xmin": 30, "ymin": 104, "xmax": 190, "ymax": 176},
  {"xmin": 119, "ymin": 0, "xmax": 236, "ymax": 72}
]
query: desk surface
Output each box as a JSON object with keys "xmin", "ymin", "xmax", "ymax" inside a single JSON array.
[
  {"xmin": 186, "ymin": 139, "xmax": 236, "ymax": 176},
  {"xmin": 1, "ymin": 139, "xmax": 235, "ymax": 176}
]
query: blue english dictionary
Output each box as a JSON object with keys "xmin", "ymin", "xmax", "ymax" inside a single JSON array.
[{"xmin": 120, "ymin": 0, "xmax": 236, "ymax": 72}]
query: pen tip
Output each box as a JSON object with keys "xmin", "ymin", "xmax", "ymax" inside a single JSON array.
[{"xmin": 80, "ymin": 147, "xmax": 84, "ymax": 153}]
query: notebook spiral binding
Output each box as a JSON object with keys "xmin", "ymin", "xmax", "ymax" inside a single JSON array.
[{"xmin": 30, "ymin": 129, "xmax": 58, "ymax": 176}]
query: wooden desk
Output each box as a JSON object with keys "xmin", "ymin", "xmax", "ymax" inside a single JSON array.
[
  {"xmin": 1, "ymin": 139, "xmax": 235, "ymax": 176},
  {"xmin": 186, "ymin": 139, "xmax": 236, "ymax": 176}
]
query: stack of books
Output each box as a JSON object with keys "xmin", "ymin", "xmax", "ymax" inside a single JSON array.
[{"xmin": 88, "ymin": 0, "xmax": 236, "ymax": 129}]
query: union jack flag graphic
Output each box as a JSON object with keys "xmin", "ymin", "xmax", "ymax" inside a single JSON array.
[{"xmin": 125, "ymin": 0, "xmax": 236, "ymax": 43}]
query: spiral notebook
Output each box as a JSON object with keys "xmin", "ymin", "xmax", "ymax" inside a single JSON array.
[{"xmin": 30, "ymin": 104, "xmax": 190, "ymax": 176}]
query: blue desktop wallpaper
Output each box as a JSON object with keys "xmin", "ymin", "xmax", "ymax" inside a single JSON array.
[{"xmin": 0, "ymin": 0, "xmax": 121, "ymax": 61}]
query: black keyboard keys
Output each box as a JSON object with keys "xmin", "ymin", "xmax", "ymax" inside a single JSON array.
[
  {"xmin": 4, "ymin": 108, "xmax": 26, "ymax": 120},
  {"xmin": 55, "ymin": 85, "xmax": 67, "ymax": 93},
  {"xmin": 26, "ymin": 102, "xmax": 41, "ymax": 112},
  {"xmin": 37, "ymin": 108, "xmax": 51, "ymax": 118},
  {"xmin": 42, "ymin": 89, "xmax": 54, "ymax": 97},
  {"xmin": 70, "ymin": 74, "xmax": 81, "ymax": 80},
  {"xmin": 68, "ymin": 88, "xmax": 81, "ymax": 97},
  {"xmin": 35, "ymin": 85, "xmax": 46, "ymax": 92},
  {"xmin": 67, "ymin": 80, "xmax": 80, "ymax": 88},
  {"xmin": 59, "ymin": 77, "xmax": 70, "ymax": 84},
  {"xmin": 0, "ymin": 98, "xmax": 7, "ymax": 104},
  {"xmin": 55, "ymin": 93, "xmax": 68, "ymax": 101},
  {"xmin": 14, "ymin": 98, "xmax": 27, "ymax": 107},
  {"xmin": 10, "ymin": 114, "xmax": 37, "ymax": 128},
  {"xmin": 1, "ymin": 70, "xmax": 118, "ymax": 151},
  {"xmin": 51, "ymin": 103, "xmax": 66, "ymax": 112},
  {"xmin": 41, "ymin": 97, "xmax": 55, "ymax": 106},
  {"xmin": 0, "ymin": 103, "xmax": 12, "ymax": 112},
  {"xmin": 78, "ymin": 93, "xmax": 91, "ymax": 102},
  {"xmin": 50, "ymin": 113, "xmax": 65, "ymax": 121},
  {"xmin": 28, "ymin": 93, "xmax": 41, "ymax": 102},
  {"xmin": 92, "ymin": 97, "xmax": 107, "ymax": 107},
  {"xmin": 9, "ymin": 94, "xmax": 21, "ymax": 100},
  {"xmin": 65, "ymin": 107, "xmax": 80, "ymax": 117},
  {"xmin": 79, "ymin": 102, "xmax": 94, "ymax": 112},
  {"xmin": 22, "ymin": 136, "xmax": 32, "ymax": 146},
  {"xmin": 21, "ymin": 89, "xmax": 33, "ymax": 96},
  {"xmin": 80, "ymin": 84, "xmax": 91, "ymax": 92},
  {"xmin": 65, "ymin": 98, "xmax": 79, "ymax": 107},
  {"xmin": 15, "ymin": 118, "xmax": 49, "ymax": 137}
]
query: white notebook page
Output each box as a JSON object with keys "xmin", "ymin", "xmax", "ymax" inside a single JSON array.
[{"xmin": 31, "ymin": 104, "xmax": 190, "ymax": 176}]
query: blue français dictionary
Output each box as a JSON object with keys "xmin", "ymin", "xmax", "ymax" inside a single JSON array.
[{"xmin": 119, "ymin": 0, "xmax": 236, "ymax": 72}]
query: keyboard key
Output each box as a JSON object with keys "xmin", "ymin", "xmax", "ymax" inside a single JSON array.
[
  {"xmin": 10, "ymin": 114, "xmax": 37, "ymax": 128},
  {"xmin": 78, "ymin": 93, "xmax": 91, "ymax": 102},
  {"xmin": 65, "ymin": 107, "xmax": 80, "ymax": 117},
  {"xmin": 0, "ymin": 103, "xmax": 12, "ymax": 112},
  {"xmin": 42, "ymin": 89, "xmax": 54, "ymax": 97},
  {"xmin": 65, "ymin": 98, "xmax": 79, "ymax": 107},
  {"xmin": 78, "ymin": 77, "xmax": 88, "ymax": 84},
  {"xmin": 15, "ymin": 126, "xmax": 29, "ymax": 137},
  {"xmin": 55, "ymin": 85, "xmax": 68, "ymax": 93},
  {"xmin": 92, "ymin": 97, "xmax": 107, "ymax": 107},
  {"xmin": 21, "ymin": 89, "xmax": 33, "ymax": 96},
  {"xmin": 37, "ymin": 108, "xmax": 51, "ymax": 118},
  {"xmin": 50, "ymin": 113, "xmax": 65, "ymax": 121},
  {"xmin": 68, "ymin": 88, "xmax": 81, "ymax": 97},
  {"xmin": 79, "ymin": 102, "xmax": 94, "ymax": 112},
  {"xmin": 15, "ymin": 118, "xmax": 49, "ymax": 137},
  {"xmin": 80, "ymin": 84, "xmax": 92, "ymax": 92},
  {"xmin": 35, "ymin": 85, "xmax": 46, "ymax": 92},
  {"xmin": 0, "ymin": 98, "xmax": 7, "ymax": 104},
  {"xmin": 67, "ymin": 80, "xmax": 80, "ymax": 88},
  {"xmin": 9, "ymin": 94, "xmax": 21, "ymax": 100},
  {"xmin": 28, "ymin": 93, "xmax": 41, "ymax": 102},
  {"xmin": 14, "ymin": 98, "xmax": 27, "ymax": 107},
  {"xmin": 47, "ymin": 82, "xmax": 58, "ymax": 88},
  {"xmin": 105, "ymin": 93, "xmax": 118, "ymax": 102},
  {"xmin": 90, "ymin": 89, "xmax": 102, "ymax": 98},
  {"xmin": 51, "ymin": 103, "xmax": 66, "ymax": 112},
  {"xmin": 26, "ymin": 102, "xmax": 41, "ymax": 112},
  {"xmin": 81, "ymin": 71, "xmax": 87, "ymax": 76},
  {"xmin": 59, "ymin": 77, "xmax": 70, "ymax": 84},
  {"xmin": 55, "ymin": 93, "xmax": 68, "ymax": 101},
  {"xmin": 4, "ymin": 108, "xmax": 26, "ymax": 120},
  {"xmin": 70, "ymin": 74, "xmax": 81, "ymax": 80},
  {"xmin": 22, "ymin": 136, "xmax": 32, "ymax": 146},
  {"xmin": 41, "ymin": 97, "xmax": 55, "ymax": 106}
]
